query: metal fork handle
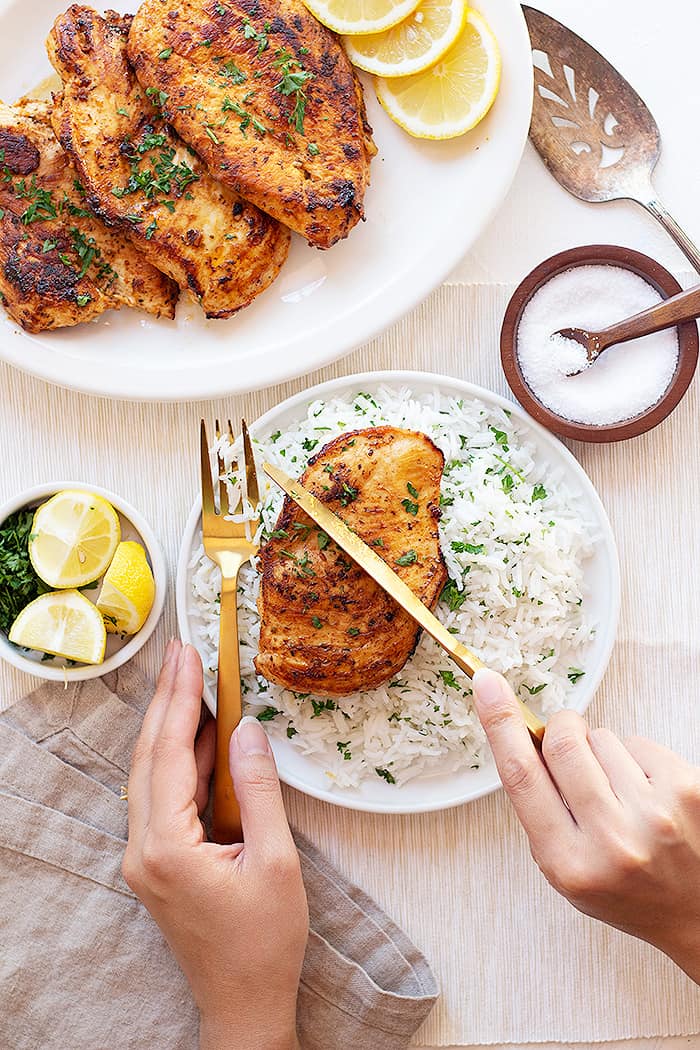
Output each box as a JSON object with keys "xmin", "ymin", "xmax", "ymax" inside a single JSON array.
[
  {"xmin": 640, "ymin": 192, "xmax": 700, "ymax": 276},
  {"xmin": 212, "ymin": 562, "xmax": 244, "ymax": 844}
]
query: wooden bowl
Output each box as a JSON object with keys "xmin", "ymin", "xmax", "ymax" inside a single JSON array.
[{"xmin": 500, "ymin": 245, "xmax": 699, "ymax": 442}]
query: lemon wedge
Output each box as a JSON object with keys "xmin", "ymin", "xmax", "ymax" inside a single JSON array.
[
  {"xmin": 96, "ymin": 541, "xmax": 155, "ymax": 635},
  {"xmin": 344, "ymin": 0, "xmax": 468, "ymax": 78},
  {"xmin": 29, "ymin": 490, "xmax": 121, "ymax": 589},
  {"xmin": 375, "ymin": 9, "xmax": 501, "ymax": 138},
  {"xmin": 9, "ymin": 589, "xmax": 107, "ymax": 664},
  {"xmin": 301, "ymin": 0, "xmax": 421, "ymax": 36}
]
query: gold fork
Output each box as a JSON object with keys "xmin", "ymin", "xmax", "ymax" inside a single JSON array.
[{"xmin": 200, "ymin": 418, "xmax": 260, "ymax": 844}]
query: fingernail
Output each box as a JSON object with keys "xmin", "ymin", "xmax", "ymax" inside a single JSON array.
[
  {"xmin": 236, "ymin": 715, "xmax": 271, "ymax": 756},
  {"xmin": 473, "ymin": 668, "xmax": 506, "ymax": 705},
  {"xmin": 164, "ymin": 638, "xmax": 180, "ymax": 666}
]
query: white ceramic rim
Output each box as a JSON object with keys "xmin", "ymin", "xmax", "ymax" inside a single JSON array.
[
  {"xmin": 177, "ymin": 370, "xmax": 622, "ymax": 814},
  {"xmin": 0, "ymin": 0, "xmax": 533, "ymax": 401},
  {"xmin": 0, "ymin": 481, "xmax": 167, "ymax": 681}
]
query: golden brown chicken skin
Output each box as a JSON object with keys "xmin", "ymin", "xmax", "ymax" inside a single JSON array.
[
  {"xmin": 255, "ymin": 427, "xmax": 448, "ymax": 696},
  {"xmin": 127, "ymin": 0, "xmax": 376, "ymax": 249},
  {"xmin": 0, "ymin": 98, "xmax": 178, "ymax": 333},
  {"xmin": 47, "ymin": 6, "xmax": 291, "ymax": 319}
]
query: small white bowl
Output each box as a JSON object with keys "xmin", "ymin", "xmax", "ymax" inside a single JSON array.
[{"xmin": 0, "ymin": 482, "xmax": 167, "ymax": 682}]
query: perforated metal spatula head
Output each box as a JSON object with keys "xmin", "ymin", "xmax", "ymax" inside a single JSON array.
[{"xmin": 523, "ymin": 5, "xmax": 700, "ymax": 273}]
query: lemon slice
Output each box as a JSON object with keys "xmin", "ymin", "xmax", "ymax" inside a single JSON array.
[
  {"xmin": 9, "ymin": 590, "xmax": 107, "ymax": 664},
  {"xmin": 29, "ymin": 491, "xmax": 121, "ymax": 589},
  {"xmin": 344, "ymin": 0, "xmax": 468, "ymax": 77},
  {"xmin": 301, "ymin": 0, "xmax": 421, "ymax": 36},
  {"xmin": 375, "ymin": 9, "xmax": 501, "ymax": 138},
  {"xmin": 96, "ymin": 541, "xmax": 155, "ymax": 635}
]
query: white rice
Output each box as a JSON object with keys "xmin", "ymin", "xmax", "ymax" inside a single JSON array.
[{"xmin": 188, "ymin": 386, "xmax": 597, "ymax": 790}]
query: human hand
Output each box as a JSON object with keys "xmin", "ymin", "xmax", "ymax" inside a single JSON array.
[
  {"xmin": 473, "ymin": 668, "xmax": 700, "ymax": 984},
  {"xmin": 123, "ymin": 640, "xmax": 309, "ymax": 1050}
]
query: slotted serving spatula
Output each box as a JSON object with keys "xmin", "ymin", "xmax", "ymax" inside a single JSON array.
[{"xmin": 524, "ymin": 6, "xmax": 700, "ymax": 274}]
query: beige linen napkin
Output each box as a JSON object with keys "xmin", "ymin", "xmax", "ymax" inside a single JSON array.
[{"xmin": 0, "ymin": 671, "xmax": 438, "ymax": 1050}]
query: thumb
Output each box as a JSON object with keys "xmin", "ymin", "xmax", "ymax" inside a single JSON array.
[{"xmin": 229, "ymin": 716, "xmax": 295, "ymax": 859}]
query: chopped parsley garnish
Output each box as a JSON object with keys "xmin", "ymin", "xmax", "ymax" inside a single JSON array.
[
  {"xmin": 340, "ymin": 482, "xmax": 358, "ymax": 506},
  {"xmin": 112, "ymin": 133, "xmax": 200, "ymax": 208},
  {"xmin": 317, "ymin": 531, "xmax": 330, "ymax": 550},
  {"xmin": 242, "ymin": 16, "xmax": 270, "ymax": 55},
  {"xmin": 145, "ymin": 86, "xmax": 169, "ymax": 108},
  {"xmin": 270, "ymin": 430, "xmax": 282, "ymax": 442},
  {"xmin": 490, "ymin": 427, "xmax": 509, "ymax": 449},
  {"xmin": 336, "ymin": 741, "xmax": 352, "ymax": 761},
  {"xmin": 205, "ymin": 126, "xmax": 221, "ymax": 144},
  {"xmin": 441, "ymin": 579, "xmax": 466, "ymax": 612},
  {"xmin": 375, "ymin": 767, "xmax": 396, "ymax": 785},
  {"xmin": 0, "ymin": 509, "xmax": 49, "ymax": 633},
  {"xmin": 501, "ymin": 474, "xmax": 514, "ymax": 494},
  {"xmin": 14, "ymin": 177, "xmax": 57, "ymax": 225},
  {"xmin": 256, "ymin": 706, "xmax": 279, "ymax": 721},
  {"xmin": 568, "ymin": 668, "xmax": 585, "ymax": 684},
  {"xmin": 286, "ymin": 724, "xmax": 297, "ymax": 738},
  {"xmin": 395, "ymin": 549, "xmax": 417, "ymax": 566},
  {"xmin": 302, "ymin": 437, "xmax": 318, "ymax": 452},
  {"xmin": 76, "ymin": 294, "xmax": 92, "ymax": 307},
  {"xmin": 272, "ymin": 48, "xmax": 314, "ymax": 135},
  {"xmin": 311, "ymin": 615, "xmax": 323, "ymax": 629},
  {"xmin": 307, "ymin": 142, "xmax": 320, "ymax": 156},
  {"xmin": 311, "ymin": 698, "xmax": 337, "ymax": 718},
  {"xmin": 145, "ymin": 219, "xmax": 158, "ymax": 240},
  {"xmin": 370, "ymin": 537, "xmax": 384, "ymax": 548},
  {"xmin": 401, "ymin": 499, "xmax": 419, "ymax": 515},
  {"xmin": 117, "ymin": 106, "xmax": 130, "ymax": 117},
  {"xmin": 439, "ymin": 669, "xmax": 459, "ymax": 689},
  {"xmin": 406, "ymin": 481, "xmax": 419, "ymax": 499},
  {"xmin": 451, "ymin": 541, "xmax": 484, "ymax": 555},
  {"xmin": 159, "ymin": 47, "xmax": 173, "ymax": 59},
  {"xmin": 42, "ymin": 239, "xmax": 56, "ymax": 254},
  {"xmin": 532, "ymin": 484, "xmax": 547, "ymax": 502},
  {"xmin": 218, "ymin": 59, "xmax": 247, "ymax": 84},
  {"xmin": 347, "ymin": 627, "xmax": 360, "ymax": 637},
  {"xmin": 524, "ymin": 683, "xmax": 546, "ymax": 695}
]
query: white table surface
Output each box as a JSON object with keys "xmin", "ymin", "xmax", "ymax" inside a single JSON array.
[{"xmin": 431, "ymin": 0, "xmax": 700, "ymax": 1046}]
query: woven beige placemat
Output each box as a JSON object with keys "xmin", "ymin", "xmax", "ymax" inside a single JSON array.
[{"xmin": 1, "ymin": 282, "xmax": 699, "ymax": 1044}]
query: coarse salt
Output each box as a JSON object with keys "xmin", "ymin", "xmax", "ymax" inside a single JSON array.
[{"xmin": 516, "ymin": 265, "xmax": 679, "ymax": 426}]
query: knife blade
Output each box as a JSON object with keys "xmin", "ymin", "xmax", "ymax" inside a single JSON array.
[{"xmin": 263, "ymin": 462, "xmax": 545, "ymax": 742}]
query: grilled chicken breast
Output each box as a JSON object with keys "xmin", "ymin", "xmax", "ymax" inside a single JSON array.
[
  {"xmin": 47, "ymin": 6, "xmax": 291, "ymax": 318},
  {"xmin": 127, "ymin": 0, "xmax": 376, "ymax": 249},
  {"xmin": 0, "ymin": 98, "xmax": 178, "ymax": 332},
  {"xmin": 256, "ymin": 427, "xmax": 448, "ymax": 696}
]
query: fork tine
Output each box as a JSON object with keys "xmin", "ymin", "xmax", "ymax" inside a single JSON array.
[
  {"xmin": 200, "ymin": 420, "xmax": 215, "ymax": 518},
  {"xmin": 217, "ymin": 451, "xmax": 229, "ymax": 518},
  {"xmin": 241, "ymin": 419, "xmax": 260, "ymax": 507}
]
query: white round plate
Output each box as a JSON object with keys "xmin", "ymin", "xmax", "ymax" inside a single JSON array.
[
  {"xmin": 0, "ymin": 481, "xmax": 166, "ymax": 681},
  {"xmin": 0, "ymin": 0, "xmax": 532, "ymax": 400},
  {"xmin": 177, "ymin": 371, "xmax": 621, "ymax": 814}
]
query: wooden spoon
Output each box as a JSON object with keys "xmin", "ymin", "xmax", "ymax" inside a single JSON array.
[{"xmin": 556, "ymin": 284, "xmax": 700, "ymax": 376}]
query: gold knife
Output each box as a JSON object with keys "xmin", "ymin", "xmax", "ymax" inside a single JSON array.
[{"xmin": 263, "ymin": 462, "xmax": 546, "ymax": 743}]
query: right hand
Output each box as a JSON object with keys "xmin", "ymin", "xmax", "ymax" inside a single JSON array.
[
  {"xmin": 473, "ymin": 667, "xmax": 700, "ymax": 985},
  {"xmin": 123, "ymin": 640, "xmax": 309, "ymax": 1050}
]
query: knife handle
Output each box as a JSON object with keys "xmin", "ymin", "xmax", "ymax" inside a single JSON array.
[{"xmin": 451, "ymin": 644, "xmax": 546, "ymax": 744}]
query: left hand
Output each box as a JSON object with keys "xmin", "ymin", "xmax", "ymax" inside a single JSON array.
[{"xmin": 123, "ymin": 640, "xmax": 309, "ymax": 1050}]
